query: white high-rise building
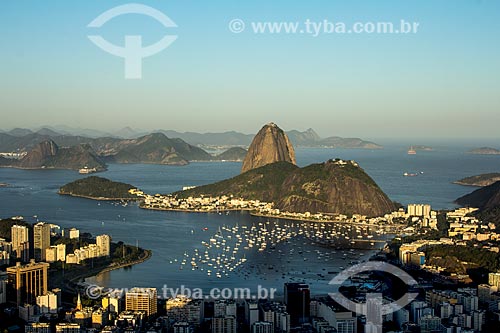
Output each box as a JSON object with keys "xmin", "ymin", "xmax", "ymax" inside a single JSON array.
[
  {"xmin": 56, "ymin": 243, "xmax": 66, "ymax": 261},
  {"xmin": 407, "ymin": 204, "xmax": 431, "ymax": 218},
  {"xmin": 45, "ymin": 246, "xmax": 58, "ymax": 263},
  {"xmin": 488, "ymin": 272, "xmax": 500, "ymax": 288},
  {"xmin": 37, "ymin": 291, "xmax": 59, "ymax": 314},
  {"xmin": 96, "ymin": 234, "xmax": 111, "ymax": 257},
  {"xmin": 11, "ymin": 225, "xmax": 29, "ymax": 260},
  {"xmin": 34, "ymin": 222, "xmax": 51, "ymax": 261}
]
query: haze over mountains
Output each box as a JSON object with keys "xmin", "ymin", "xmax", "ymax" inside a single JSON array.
[
  {"xmin": 0, "ymin": 126, "xmax": 382, "ymax": 151},
  {"xmin": 0, "ymin": 125, "xmax": 381, "ymax": 171},
  {"xmin": 0, "ymin": 134, "xmax": 245, "ymax": 170}
]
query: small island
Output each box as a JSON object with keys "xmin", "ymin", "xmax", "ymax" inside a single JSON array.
[
  {"xmin": 467, "ymin": 147, "xmax": 500, "ymax": 155},
  {"xmin": 454, "ymin": 173, "xmax": 500, "ymax": 187},
  {"xmin": 59, "ymin": 176, "xmax": 139, "ymax": 200}
]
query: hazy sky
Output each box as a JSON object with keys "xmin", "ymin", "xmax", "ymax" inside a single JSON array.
[{"xmin": 1, "ymin": 0, "xmax": 499, "ymax": 139}]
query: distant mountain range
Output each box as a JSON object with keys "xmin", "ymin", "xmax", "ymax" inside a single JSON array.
[
  {"xmin": 0, "ymin": 133, "xmax": 247, "ymax": 171},
  {"xmin": 0, "ymin": 126, "xmax": 382, "ymax": 150},
  {"xmin": 0, "ymin": 126, "xmax": 380, "ymax": 171}
]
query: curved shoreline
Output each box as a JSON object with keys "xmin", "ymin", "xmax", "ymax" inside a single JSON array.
[
  {"xmin": 89, "ymin": 249, "xmax": 153, "ymax": 278},
  {"xmin": 58, "ymin": 191, "xmax": 140, "ymax": 201},
  {"xmin": 63, "ymin": 249, "xmax": 152, "ymax": 292},
  {"xmin": 138, "ymin": 204, "xmax": 403, "ymax": 229}
]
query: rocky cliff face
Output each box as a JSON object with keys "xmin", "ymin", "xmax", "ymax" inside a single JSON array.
[
  {"xmin": 1, "ymin": 140, "xmax": 106, "ymax": 171},
  {"xmin": 276, "ymin": 160, "xmax": 396, "ymax": 217},
  {"xmin": 18, "ymin": 140, "xmax": 58, "ymax": 168},
  {"xmin": 241, "ymin": 123, "xmax": 296, "ymax": 173}
]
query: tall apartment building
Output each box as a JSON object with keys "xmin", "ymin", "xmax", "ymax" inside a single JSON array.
[
  {"xmin": 212, "ymin": 316, "xmax": 237, "ymax": 333},
  {"xmin": 34, "ymin": 222, "xmax": 51, "ymax": 261},
  {"xmin": 6, "ymin": 260, "xmax": 49, "ymax": 305},
  {"xmin": 407, "ymin": 204, "xmax": 431, "ymax": 218},
  {"xmin": 284, "ymin": 283, "xmax": 310, "ymax": 326},
  {"xmin": 245, "ymin": 300, "xmax": 259, "ymax": 327},
  {"xmin": 488, "ymin": 272, "xmax": 500, "ymax": 289},
  {"xmin": 11, "ymin": 224, "xmax": 29, "ymax": 260},
  {"xmin": 36, "ymin": 290, "xmax": 59, "ymax": 314},
  {"xmin": 125, "ymin": 287, "xmax": 157, "ymax": 316},
  {"xmin": 96, "ymin": 234, "xmax": 111, "ymax": 257}
]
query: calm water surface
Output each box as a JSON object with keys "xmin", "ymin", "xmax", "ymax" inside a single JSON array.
[{"xmin": 0, "ymin": 146, "xmax": 499, "ymax": 295}]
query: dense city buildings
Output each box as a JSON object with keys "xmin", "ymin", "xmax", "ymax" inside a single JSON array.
[{"xmin": 1, "ymin": 202, "xmax": 500, "ymax": 332}]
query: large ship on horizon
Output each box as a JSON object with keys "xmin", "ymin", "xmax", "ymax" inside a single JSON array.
[{"xmin": 407, "ymin": 146, "xmax": 417, "ymax": 155}]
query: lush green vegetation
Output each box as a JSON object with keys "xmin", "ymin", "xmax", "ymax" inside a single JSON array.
[
  {"xmin": 426, "ymin": 245, "xmax": 500, "ymax": 272},
  {"xmin": 476, "ymin": 206, "xmax": 500, "ymax": 228},
  {"xmin": 109, "ymin": 133, "xmax": 212, "ymax": 164},
  {"xmin": 176, "ymin": 161, "xmax": 299, "ymax": 202},
  {"xmin": 455, "ymin": 181, "xmax": 500, "ymax": 209},
  {"xmin": 176, "ymin": 159, "xmax": 395, "ymax": 216},
  {"xmin": 59, "ymin": 176, "xmax": 137, "ymax": 199}
]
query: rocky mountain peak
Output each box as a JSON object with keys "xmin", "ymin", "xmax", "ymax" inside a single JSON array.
[{"xmin": 241, "ymin": 123, "xmax": 296, "ymax": 173}]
